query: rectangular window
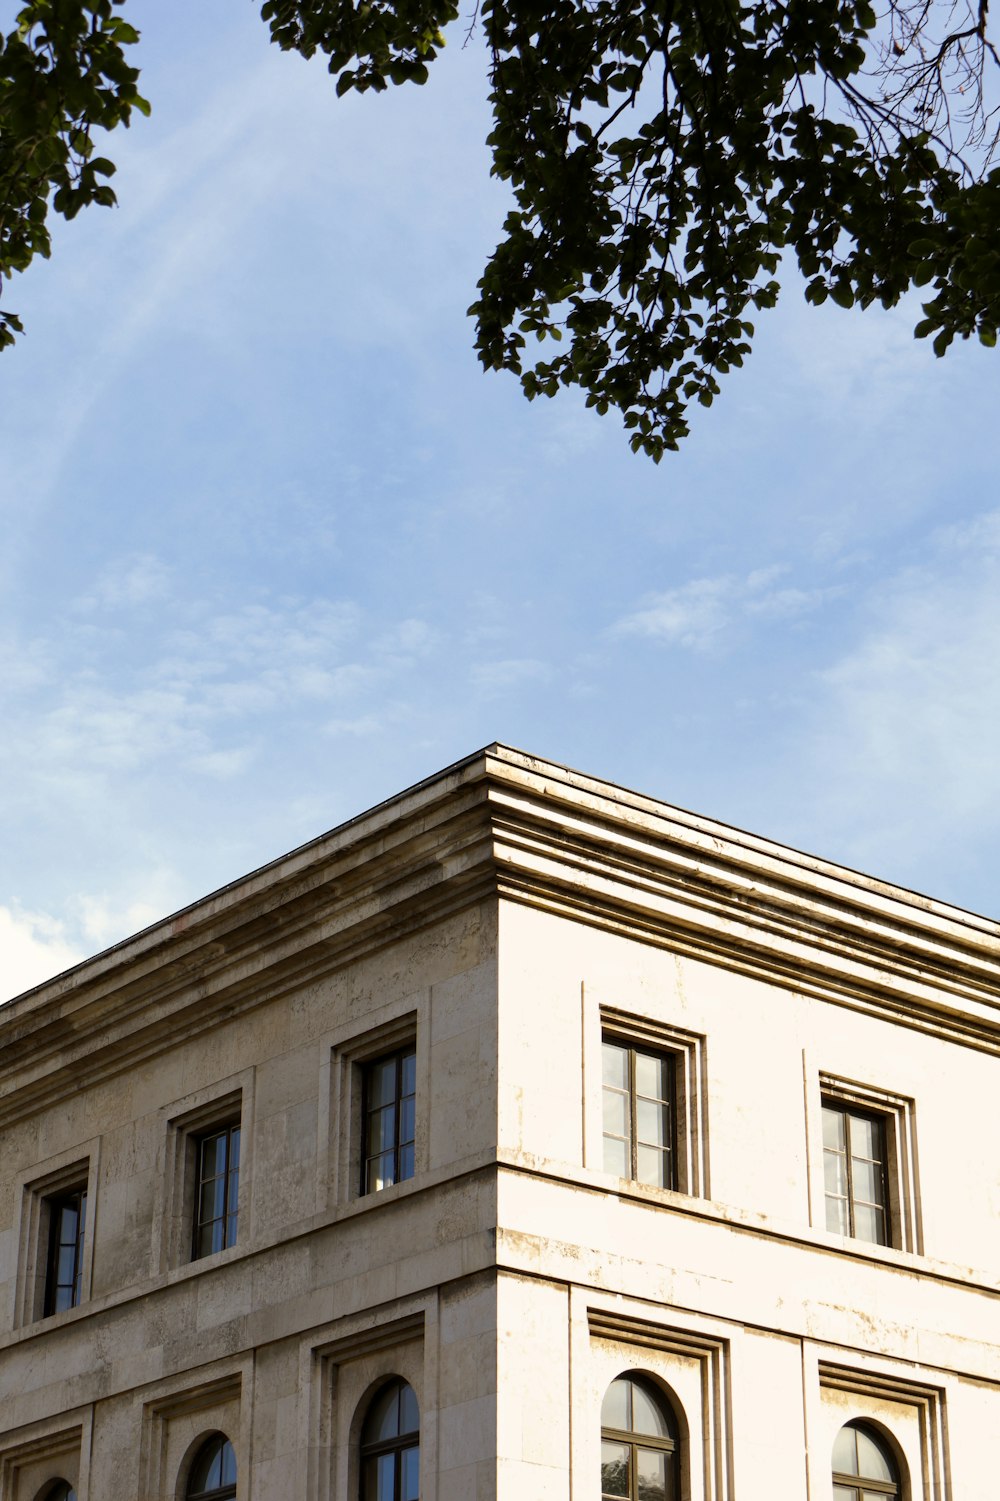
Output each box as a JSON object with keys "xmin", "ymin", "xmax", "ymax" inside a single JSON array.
[
  {"xmin": 363, "ymin": 1047, "xmax": 416, "ymax": 1194},
  {"xmin": 822, "ymin": 1099, "xmax": 890, "ymax": 1246},
  {"xmin": 192, "ymin": 1121, "xmax": 241, "ymax": 1259},
  {"xmin": 602, "ymin": 1037, "xmax": 676, "ymax": 1190},
  {"xmin": 43, "ymin": 1187, "xmax": 87, "ymax": 1316}
]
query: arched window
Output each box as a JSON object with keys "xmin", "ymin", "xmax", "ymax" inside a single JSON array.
[
  {"xmin": 39, "ymin": 1485, "xmax": 76, "ymax": 1501},
  {"xmin": 832, "ymin": 1421, "xmax": 900, "ymax": 1499},
  {"xmin": 601, "ymin": 1370, "xmax": 679, "ymax": 1501},
  {"xmin": 360, "ymin": 1378, "xmax": 419, "ymax": 1501},
  {"xmin": 186, "ymin": 1433, "xmax": 237, "ymax": 1501}
]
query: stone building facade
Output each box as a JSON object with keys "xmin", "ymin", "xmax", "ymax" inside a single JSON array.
[{"xmin": 0, "ymin": 745, "xmax": 997, "ymax": 1500}]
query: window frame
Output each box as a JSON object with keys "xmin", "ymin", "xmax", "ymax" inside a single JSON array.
[
  {"xmin": 185, "ymin": 1432, "xmax": 238, "ymax": 1501},
  {"xmin": 602, "ymin": 1037, "xmax": 678, "ymax": 1192},
  {"xmin": 42, "ymin": 1186, "xmax": 88, "ymax": 1317},
  {"xmin": 361, "ymin": 1047, "xmax": 417, "ymax": 1196},
  {"xmin": 822, "ymin": 1097, "xmax": 891, "ymax": 1246},
  {"xmin": 359, "ymin": 1377, "xmax": 420, "ymax": 1501},
  {"xmin": 14, "ymin": 1148, "xmax": 98, "ymax": 1328},
  {"xmin": 812, "ymin": 1072, "xmax": 922, "ymax": 1255},
  {"xmin": 191, "ymin": 1120, "xmax": 241, "ymax": 1261},
  {"xmin": 600, "ymin": 1370, "xmax": 680, "ymax": 1501},
  {"xmin": 831, "ymin": 1420, "xmax": 900, "ymax": 1499}
]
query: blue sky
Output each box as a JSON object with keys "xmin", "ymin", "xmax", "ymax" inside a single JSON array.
[{"xmin": 3, "ymin": 0, "xmax": 1000, "ymax": 999}]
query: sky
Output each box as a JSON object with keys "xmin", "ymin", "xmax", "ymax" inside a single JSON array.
[{"xmin": 2, "ymin": 0, "xmax": 1000, "ymax": 1001}]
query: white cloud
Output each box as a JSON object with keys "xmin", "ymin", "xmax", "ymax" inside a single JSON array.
[
  {"xmin": 0, "ymin": 906, "xmax": 84, "ymax": 1004},
  {"xmin": 612, "ymin": 565, "xmax": 841, "ymax": 650},
  {"xmin": 470, "ymin": 658, "xmax": 550, "ymax": 694},
  {"xmin": 788, "ymin": 508, "xmax": 1000, "ymax": 896}
]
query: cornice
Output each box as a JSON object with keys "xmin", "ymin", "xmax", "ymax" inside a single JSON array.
[{"xmin": 2, "ymin": 746, "xmax": 999, "ymax": 1123}]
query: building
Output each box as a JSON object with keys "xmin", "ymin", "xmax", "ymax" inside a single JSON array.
[{"xmin": 0, "ymin": 744, "xmax": 997, "ymax": 1500}]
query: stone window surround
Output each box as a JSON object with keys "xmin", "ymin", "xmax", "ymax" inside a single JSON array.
[
  {"xmin": 319, "ymin": 1001, "xmax": 424, "ymax": 1212},
  {"xmin": 807, "ymin": 1352, "xmax": 949, "ymax": 1501},
  {"xmin": 136, "ymin": 1361, "xmax": 250, "ymax": 1501},
  {"xmin": 304, "ymin": 1301, "xmax": 431, "ymax": 1501},
  {"xmin": 806, "ymin": 1066, "xmax": 922, "ymax": 1256},
  {"xmin": 0, "ymin": 1413, "xmax": 89, "ymax": 1501},
  {"xmin": 13, "ymin": 1143, "xmax": 100, "ymax": 1331},
  {"xmin": 151, "ymin": 1070, "xmax": 255, "ymax": 1277},
  {"xmin": 590, "ymin": 1002, "xmax": 710, "ymax": 1199}
]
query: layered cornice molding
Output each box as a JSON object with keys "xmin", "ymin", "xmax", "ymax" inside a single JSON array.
[{"xmin": 3, "ymin": 745, "xmax": 999, "ymax": 1121}]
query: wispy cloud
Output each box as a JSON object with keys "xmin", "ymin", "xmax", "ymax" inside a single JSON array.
[
  {"xmin": 612, "ymin": 565, "xmax": 842, "ymax": 651},
  {"xmin": 0, "ymin": 906, "xmax": 84, "ymax": 1004}
]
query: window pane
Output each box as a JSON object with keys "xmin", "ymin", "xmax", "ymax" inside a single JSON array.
[
  {"xmin": 229, "ymin": 1127, "xmax": 240, "ymax": 1170},
  {"xmin": 398, "ymin": 1142, "xmax": 415, "ymax": 1181},
  {"xmin": 825, "ymin": 1195, "xmax": 850, "ymax": 1235},
  {"xmin": 199, "ymin": 1177, "xmax": 225, "ymax": 1223},
  {"xmin": 57, "ymin": 1245, "xmax": 77, "ymax": 1285},
  {"xmin": 853, "ymin": 1203, "xmax": 886, "ymax": 1245},
  {"xmin": 368, "ymin": 1152, "xmax": 395, "ymax": 1192},
  {"xmin": 376, "ymin": 1452, "xmax": 396, "ymax": 1501},
  {"xmin": 631, "ymin": 1382, "xmax": 671, "ymax": 1437},
  {"xmin": 824, "ymin": 1150, "xmax": 847, "ymax": 1197},
  {"xmin": 849, "ymin": 1114, "xmax": 882, "ymax": 1160},
  {"xmin": 603, "ymin": 1088, "xmax": 629, "ymax": 1137},
  {"xmin": 603, "ymin": 1135, "xmax": 628, "ymax": 1178},
  {"xmin": 851, "ymin": 1159, "xmax": 882, "ymax": 1206},
  {"xmin": 635, "ymin": 1051, "xmax": 668, "ymax": 1100},
  {"xmin": 832, "ymin": 1489, "xmax": 858, "ymax": 1501},
  {"xmin": 227, "ymin": 1165, "xmax": 240, "ymax": 1216},
  {"xmin": 398, "ymin": 1381, "xmax": 419, "ymax": 1435},
  {"xmin": 636, "ymin": 1144, "xmax": 671, "ymax": 1189},
  {"xmin": 601, "ymin": 1440, "xmax": 630, "ymax": 1497},
  {"xmin": 369, "ymin": 1104, "xmax": 396, "ymax": 1154},
  {"xmin": 601, "ymin": 1378, "xmax": 630, "ymax": 1431},
  {"xmin": 401, "ymin": 1051, "xmax": 416, "ymax": 1095},
  {"xmin": 400, "ymin": 1096, "xmax": 416, "ymax": 1145},
  {"xmin": 636, "ymin": 1446, "xmax": 667, "ymax": 1501},
  {"xmin": 832, "ymin": 1424, "xmax": 859, "ymax": 1474},
  {"xmin": 856, "ymin": 1428, "xmax": 894, "ymax": 1480},
  {"xmin": 603, "ymin": 1042, "xmax": 628, "ymax": 1088},
  {"xmin": 370, "ymin": 1059, "xmax": 396, "ymax": 1108},
  {"xmin": 822, "ymin": 1106, "xmax": 846, "ymax": 1150},
  {"xmin": 200, "ymin": 1133, "xmax": 226, "ymax": 1179},
  {"xmin": 401, "ymin": 1444, "xmax": 419, "ymax": 1500},
  {"xmin": 636, "ymin": 1097, "xmax": 668, "ymax": 1148}
]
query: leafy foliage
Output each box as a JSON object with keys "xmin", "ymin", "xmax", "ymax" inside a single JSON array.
[
  {"xmin": 3, "ymin": 0, "xmax": 1000, "ymax": 454},
  {"xmin": 0, "ymin": 0, "xmax": 148, "ymax": 350}
]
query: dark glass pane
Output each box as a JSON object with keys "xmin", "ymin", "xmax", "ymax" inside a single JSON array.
[
  {"xmin": 200, "ymin": 1177, "xmax": 225, "ymax": 1224},
  {"xmin": 57, "ymin": 1244, "xmax": 77, "ymax": 1285},
  {"xmin": 58, "ymin": 1204, "xmax": 79, "ymax": 1243},
  {"xmin": 227, "ymin": 1165, "xmax": 240, "ymax": 1216},
  {"xmin": 398, "ymin": 1381, "xmax": 420, "ymax": 1436},
  {"xmin": 200, "ymin": 1133, "xmax": 226, "ymax": 1180},
  {"xmin": 400, "ymin": 1096, "xmax": 416, "ymax": 1145},
  {"xmin": 364, "ymin": 1382, "xmax": 402, "ymax": 1443},
  {"xmin": 601, "ymin": 1440, "xmax": 630, "ymax": 1497},
  {"xmin": 53, "ymin": 1283, "xmax": 75, "ymax": 1314},
  {"xmin": 401, "ymin": 1051, "xmax": 416, "ymax": 1095},
  {"xmin": 370, "ymin": 1059, "xmax": 396, "ymax": 1108},
  {"xmin": 822, "ymin": 1105, "xmax": 845, "ymax": 1150},
  {"xmin": 376, "ymin": 1453, "xmax": 395, "ymax": 1501},
  {"xmin": 229, "ymin": 1128, "xmax": 240, "ymax": 1169},
  {"xmin": 218, "ymin": 1439, "xmax": 237, "ymax": 1485},
  {"xmin": 636, "ymin": 1446, "xmax": 667, "ymax": 1500},
  {"xmin": 368, "ymin": 1152, "xmax": 395, "ymax": 1192},
  {"xmin": 832, "ymin": 1424, "xmax": 859, "ymax": 1475},
  {"xmin": 601, "ymin": 1378, "xmax": 631, "ymax": 1431},
  {"xmin": 631, "ymin": 1381, "xmax": 672, "ymax": 1438},
  {"xmin": 401, "ymin": 1444, "xmax": 420, "ymax": 1501},
  {"xmin": 372, "ymin": 1104, "xmax": 397, "ymax": 1154},
  {"xmin": 398, "ymin": 1143, "xmax": 415, "ymax": 1181},
  {"xmin": 224, "ymin": 1209, "xmax": 238, "ymax": 1248},
  {"xmin": 189, "ymin": 1434, "xmax": 225, "ymax": 1488}
]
